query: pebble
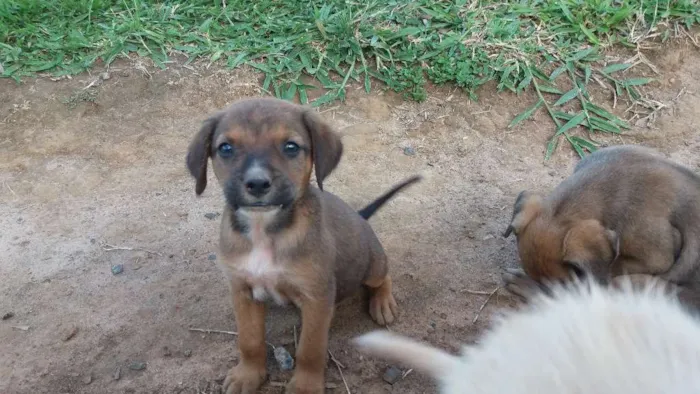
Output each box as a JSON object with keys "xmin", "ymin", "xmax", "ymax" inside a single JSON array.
[
  {"xmin": 440, "ymin": 312, "xmax": 447, "ymax": 319},
  {"xmin": 273, "ymin": 346, "xmax": 294, "ymax": 371},
  {"xmin": 62, "ymin": 326, "xmax": 79, "ymax": 342},
  {"xmin": 100, "ymin": 72, "xmax": 111, "ymax": 80},
  {"xmin": 208, "ymin": 254, "xmax": 217, "ymax": 261},
  {"xmin": 2, "ymin": 312, "xmax": 14, "ymax": 320},
  {"xmin": 183, "ymin": 349, "xmax": 192, "ymax": 358},
  {"xmin": 82, "ymin": 374, "xmax": 92, "ymax": 385},
  {"xmin": 113, "ymin": 367, "xmax": 121, "ymax": 381},
  {"xmin": 111, "ymin": 264, "xmax": 124, "ymax": 275},
  {"xmin": 403, "ymin": 146, "xmax": 416, "ymax": 156},
  {"xmin": 382, "ymin": 366, "xmax": 403, "ymax": 384},
  {"xmin": 204, "ymin": 212, "xmax": 220, "ymax": 220},
  {"xmin": 128, "ymin": 361, "xmax": 147, "ymax": 371}
]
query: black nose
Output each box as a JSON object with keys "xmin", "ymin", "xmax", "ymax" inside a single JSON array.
[{"xmin": 245, "ymin": 177, "xmax": 271, "ymax": 197}]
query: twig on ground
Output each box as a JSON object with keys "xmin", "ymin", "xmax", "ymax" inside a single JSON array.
[
  {"xmin": 269, "ymin": 382, "xmax": 339, "ymax": 389},
  {"xmin": 293, "ymin": 325, "xmax": 298, "ymax": 351},
  {"xmin": 188, "ymin": 327, "xmax": 277, "ymax": 348},
  {"xmin": 472, "ymin": 287, "xmax": 500, "ymax": 324},
  {"xmin": 189, "ymin": 327, "xmax": 238, "ymax": 336},
  {"xmin": 328, "ymin": 349, "xmax": 346, "ymax": 369},
  {"xmin": 4, "ymin": 181, "xmax": 16, "ymax": 196},
  {"xmin": 461, "ymin": 289, "xmax": 492, "ymax": 296},
  {"xmin": 402, "ymin": 368, "xmax": 414, "ymax": 379},
  {"xmin": 328, "ymin": 349, "xmax": 350, "ymax": 394},
  {"xmin": 101, "ymin": 242, "xmax": 163, "ymax": 256}
]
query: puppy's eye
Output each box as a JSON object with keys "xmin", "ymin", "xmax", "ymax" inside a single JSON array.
[
  {"xmin": 563, "ymin": 261, "xmax": 586, "ymax": 279},
  {"xmin": 218, "ymin": 142, "xmax": 234, "ymax": 158},
  {"xmin": 282, "ymin": 141, "xmax": 301, "ymax": 158}
]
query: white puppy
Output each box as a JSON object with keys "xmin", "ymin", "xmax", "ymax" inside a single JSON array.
[{"xmin": 354, "ymin": 279, "xmax": 700, "ymax": 393}]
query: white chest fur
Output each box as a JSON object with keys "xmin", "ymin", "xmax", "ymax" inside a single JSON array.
[
  {"xmin": 234, "ymin": 208, "xmax": 288, "ymax": 305},
  {"xmin": 241, "ymin": 245, "xmax": 287, "ymax": 304}
]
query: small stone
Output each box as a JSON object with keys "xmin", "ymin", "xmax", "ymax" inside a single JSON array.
[
  {"xmin": 440, "ymin": 313, "xmax": 447, "ymax": 319},
  {"xmin": 403, "ymin": 146, "xmax": 416, "ymax": 156},
  {"xmin": 111, "ymin": 264, "xmax": 124, "ymax": 275},
  {"xmin": 274, "ymin": 346, "xmax": 294, "ymax": 371},
  {"xmin": 2, "ymin": 312, "xmax": 14, "ymax": 320},
  {"xmin": 204, "ymin": 212, "xmax": 220, "ymax": 220},
  {"xmin": 482, "ymin": 235, "xmax": 494, "ymax": 241},
  {"xmin": 208, "ymin": 254, "xmax": 216, "ymax": 261},
  {"xmin": 128, "ymin": 361, "xmax": 147, "ymax": 371},
  {"xmin": 82, "ymin": 374, "xmax": 92, "ymax": 385},
  {"xmin": 183, "ymin": 349, "xmax": 192, "ymax": 358},
  {"xmin": 100, "ymin": 72, "xmax": 111, "ymax": 80},
  {"xmin": 113, "ymin": 367, "xmax": 121, "ymax": 381},
  {"xmin": 382, "ymin": 366, "xmax": 403, "ymax": 384},
  {"xmin": 162, "ymin": 346, "xmax": 172, "ymax": 357},
  {"xmin": 62, "ymin": 326, "xmax": 79, "ymax": 342}
]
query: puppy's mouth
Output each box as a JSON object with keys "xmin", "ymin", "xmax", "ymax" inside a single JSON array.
[{"xmin": 237, "ymin": 203, "xmax": 285, "ymax": 213}]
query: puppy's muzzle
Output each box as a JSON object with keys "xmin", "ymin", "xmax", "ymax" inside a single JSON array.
[
  {"xmin": 225, "ymin": 157, "xmax": 296, "ymax": 211},
  {"xmin": 244, "ymin": 166, "xmax": 272, "ymax": 198}
]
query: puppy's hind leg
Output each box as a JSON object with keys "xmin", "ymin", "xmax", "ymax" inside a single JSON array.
[{"xmin": 364, "ymin": 254, "xmax": 398, "ymax": 326}]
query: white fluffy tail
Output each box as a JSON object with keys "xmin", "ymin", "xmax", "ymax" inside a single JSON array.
[{"xmin": 353, "ymin": 330, "xmax": 459, "ymax": 379}]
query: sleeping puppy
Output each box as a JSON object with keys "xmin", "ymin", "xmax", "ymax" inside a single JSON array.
[
  {"xmin": 501, "ymin": 145, "xmax": 700, "ymax": 301},
  {"xmin": 186, "ymin": 97, "xmax": 421, "ymax": 393},
  {"xmin": 355, "ymin": 278, "xmax": 700, "ymax": 393}
]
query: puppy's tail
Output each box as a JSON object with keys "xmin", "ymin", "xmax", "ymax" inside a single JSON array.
[
  {"xmin": 353, "ymin": 330, "xmax": 459, "ymax": 379},
  {"xmin": 358, "ymin": 175, "xmax": 422, "ymax": 220}
]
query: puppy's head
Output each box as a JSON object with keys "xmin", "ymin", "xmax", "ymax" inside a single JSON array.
[
  {"xmin": 504, "ymin": 191, "xmax": 620, "ymax": 284},
  {"xmin": 186, "ymin": 98, "xmax": 343, "ymax": 212}
]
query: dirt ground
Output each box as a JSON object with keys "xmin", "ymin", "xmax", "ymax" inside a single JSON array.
[{"xmin": 1, "ymin": 41, "xmax": 699, "ymax": 394}]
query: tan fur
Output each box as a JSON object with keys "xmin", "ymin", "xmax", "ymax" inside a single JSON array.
[
  {"xmin": 503, "ymin": 145, "xmax": 700, "ymax": 301},
  {"xmin": 186, "ymin": 97, "xmax": 420, "ymax": 394},
  {"xmin": 355, "ymin": 278, "xmax": 700, "ymax": 393}
]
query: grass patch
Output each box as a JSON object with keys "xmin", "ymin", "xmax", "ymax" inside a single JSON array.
[{"xmin": 2, "ymin": 0, "xmax": 699, "ymax": 157}]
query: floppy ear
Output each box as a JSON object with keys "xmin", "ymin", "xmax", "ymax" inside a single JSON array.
[
  {"xmin": 186, "ymin": 113, "xmax": 222, "ymax": 195},
  {"xmin": 301, "ymin": 109, "xmax": 343, "ymax": 191},
  {"xmin": 562, "ymin": 220, "xmax": 619, "ymax": 283},
  {"xmin": 503, "ymin": 191, "xmax": 542, "ymax": 238}
]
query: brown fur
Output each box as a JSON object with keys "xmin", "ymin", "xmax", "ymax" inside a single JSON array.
[
  {"xmin": 186, "ymin": 97, "xmax": 420, "ymax": 394},
  {"xmin": 503, "ymin": 145, "xmax": 700, "ymax": 302}
]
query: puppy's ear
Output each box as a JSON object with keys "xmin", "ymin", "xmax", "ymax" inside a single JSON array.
[
  {"xmin": 562, "ymin": 219, "xmax": 618, "ymax": 283},
  {"xmin": 302, "ymin": 109, "xmax": 343, "ymax": 191},
  {"xmin": 503, "ymin": 191, "xmax": 542, "ymax": 238},
  {"xmin": 186, "ymin": 113, "xmax": 222, "ymax": 195}
]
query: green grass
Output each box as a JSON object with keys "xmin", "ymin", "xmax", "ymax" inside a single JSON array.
[{"xmin": 2, "ymin": 0, "xmax": 699, "ymax": 158}]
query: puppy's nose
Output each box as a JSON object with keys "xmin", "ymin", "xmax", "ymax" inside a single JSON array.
[{"xmin": 245, "ymin": 176, "xmax": 272, "ymax": 197}]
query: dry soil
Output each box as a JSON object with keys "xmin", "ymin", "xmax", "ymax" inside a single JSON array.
[{"xmin": 1, "ymin": 41, "xmax": 699, "ymax": 393}]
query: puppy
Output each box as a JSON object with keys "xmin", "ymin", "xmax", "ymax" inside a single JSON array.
[
  {"xmin": 186, "ymin": 97, "xmax": 420, "ymax": 394},
  {"xmin": 502, "ymin": 145, "xmax": 700, "ymax": 300},
  {"xmin": 354, "ymin": 278, "xmax": 700, "ymax": 393}
]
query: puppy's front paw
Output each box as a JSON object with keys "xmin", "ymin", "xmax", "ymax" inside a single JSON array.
[
  {"xmin": 223, "ymin": 363, "xmax": 266, "ymax": 394},
  {"xmin": 370, "ymin": 290, "xmax": 398, "ymax": 326},
  {"xmin": 285, "ymin": 371, "xmax": 325, "ymax": 394},
  {"xmin": 502, "ymin": 268, "xmax": 543, "ymax": 301}
]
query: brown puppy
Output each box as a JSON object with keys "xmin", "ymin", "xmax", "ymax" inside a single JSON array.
[
  {"xmin": 502, "ymin": 145, "xmax": 700, "ymax": 300},
  {"xmin": 186, "ymin": 97, "xmax": 420, "ymax": 394}
]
